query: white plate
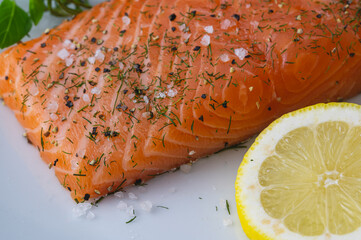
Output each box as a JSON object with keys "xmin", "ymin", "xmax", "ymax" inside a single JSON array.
[{"xmin": 1, "ymin": 1, "xmax": 361, "ymax": 240}]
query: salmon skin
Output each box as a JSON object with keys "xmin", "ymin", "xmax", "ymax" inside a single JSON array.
[{"xmin": 0, "ymin": 0, "xmax": 361, "ymax": 202}]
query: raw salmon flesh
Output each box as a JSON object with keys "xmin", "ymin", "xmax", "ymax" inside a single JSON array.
[{"xmin": 0, "ymin": 0, "xmax": 361, "ymax": 202}]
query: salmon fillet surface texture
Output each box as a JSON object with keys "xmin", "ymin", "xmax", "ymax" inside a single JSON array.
[{"xmin": 0, "ymin": 0, "xmax": 361, "ymax": 202}]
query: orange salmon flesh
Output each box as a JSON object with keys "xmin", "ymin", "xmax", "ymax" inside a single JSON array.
[{"xmin": 0, "ymin": 0, "xmax": 361, "ymax": 202}]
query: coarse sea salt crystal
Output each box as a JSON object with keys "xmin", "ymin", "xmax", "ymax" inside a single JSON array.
[
  {"xmin": 250, "ymin": 21, "xmax": 259, "ymax": 28},
  {"xmin": 183, "ymin": 33, "xmax": 191, "ymax": 40},
  {"xmin": 204, "ymin": 26, "xmax": 214, "ymax": 34},
  {"xmin": 143, "ymin": 96, "xmax": 149, "ymax": 104},
  {"xmin": 128, "ymin": 93, "xmax": 135, "ymax": 99},
  {"xmin": 128, "ymin": 192, "xmax": 138, "ymax": 200},
  {"xmin": 179, "ymin": 24, "xmax": 186, "ymax": 31},
  {"xmin": 86, "ymin": 211, "xmax": 95, "ymax": 220},
  {"xmin": 223, "ymin": 218, "xmax": 233, "ymax": 226},
  {"xmin": 234, "ymin": 48, "xmax": 248, "ymax": 60},
  {"xmin": 94, "ymin": 49, "xmax": 105, "ymax": 62},
  {"xmin": 180, "ymin": 164, "xmax": 192, "ymax": 173},
  {"xmin": 221, "ymin": 19, "xmax": 231, "ymax": 30},
  {"xmin": 220, "ymin": 54, "xmax": 230, "ymax": 62},
  {"xmin": 157, "ymin": 92, "xmax": 166, "ymax": 99},
  {"xmin": 201, "ymin": 34, "xmax": 211, "ymax": 46},
  {"xmin": 140, "ymin": 201, "xmax": 153, "ymax": 212},
  {"xmin": 82, "ymin": 94, "xmax": 90, "ymax": 102},
  {"xmin": 167, "ymin": 89, "xmax": 178, "ymax": 97},
  {"xmin": 88, "ymin": 57, "xmax": 95, "ymax": 64},
  {"xmin": 119, "ymin": 62, "xmax": 124, "ymax": 70},
  {"xmin": 189, "ymin": 150, "xmax": 196, "ymax": 156},
  {"xmin": 63, "ymin": 39, "xmax": 72, "ymax": 48},
  {"xmin": 57, "ymin": 48, "xmax": 70, "ymax": 60},
  {"xmin": 46, "ymin": 101, "xmax": 58, "ymax": 113},
  {"xmin": 91, "ymin": 87, "xmax": 101, "ymax": 95},
  {"xmin": 65, "ymin": 57, "xmax": 74, "ymax": 67},
  {"xmin": 72, "ymin": 202, "xmax": 92, "ymax": 218},
  {"xmin": 122, "ymin": 16, "xmax": 131, "ymax": 25},
  {"xmin": 50, "ymin": 113, "xmax": 58, "ymax": 121},
  {"xmin": 117, "ymin": 201, "xmax": 128, "ymax": 210},
  {"xmin": 29, "ymin": 85, "xmax": 39, "ymax": 96}
]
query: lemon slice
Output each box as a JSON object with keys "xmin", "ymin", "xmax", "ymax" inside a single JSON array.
[{"xmin": 235, "ymin": 102, "xmax": 361, "ymax": 240}]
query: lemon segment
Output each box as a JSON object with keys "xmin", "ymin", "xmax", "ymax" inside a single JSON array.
[{"xmin": 235, "ymin": 103, "xmax": 361, "ymax": 240}]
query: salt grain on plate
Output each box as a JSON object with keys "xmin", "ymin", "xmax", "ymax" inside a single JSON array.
[
  {"xmin": 220, "ymin": 54, "xmax": 230, "ymax": 62},
  {"xmin": 82, "ymin": 94, "xmax": 90, "ymax": 102},
  {"xmin": 201, "ymin": 34, "xmax": 211, "ymax": 46},
  {"xmin": 179, "ymin": 24, "xmax": 186, "ymax": 31},
  {"xmin": 117, "ymin": 200, "xmax": 128, "ymax": 210},
  {"xmin": 234, "ymin": 48, "xmax": 248, "ymax": 60},
  {"xmin": 122, "ymin": 16, "xmax": 131, "ymax": 25},
  {"xmin": 204, "ymin": 26, "xmax": 214, "ymax": 34},
  {"xmin": 219, "ymin": 198, "xmax": 227, "ymax": 209},
  {"xmin": 126, "ymin": 205, "xmax": 135, "ymax": 217},
  {"xmin": 57, "ymin": 48, "xmax": 70, "ymax": 60},
  {"xmin": 91, "ymin": 87, "xmax": 101, "ymax": 95},
  {"xmin": 72, "ymin": 202, "xmax": 92, "ymax": 218},
  {"xmin": 86, "ymin": 211, "xmax": 95, "ymax": 220},
  {"xmin": 221, "ymin": 19, "xmax": 231, "ymax": 30},
  {"xmin": 29, "ymin": 85, "xmax": 39, "ymax": 96},
  {"xmin": 114, "ymin": 191, "xmax": 125, "ymax": 199},
  {"xmin": 140, "ymin": 201, "xmax": 153, "ymax": 212},
  {"xmin": 143, "ymin": 96, "xmax": 149, "ymax": 104},
  {"xmin": 180, "ymin": 164, "xmax": 192, "ymax": 173},
  {"xmin": 156, "ymin": 92, "xmax": 166, "ymax": 99},
  {"xmin": 128, "ymin": 192, "xmax": 138, "ymax": 200},
  {"xmin": 223, "ymin": 218, "xmax": 233, "ymax": 226}
]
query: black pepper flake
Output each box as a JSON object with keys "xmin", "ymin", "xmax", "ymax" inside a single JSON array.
[
  {"xmin": 116, "ymin": 103, "xmax": 122, "ymax": 110},
  {"xmin": 67, "ymin": 187, "xmax": 71, "ymax": 191},
  {"xmin": 91, "ymin": 127, "xmax": 98, "ymax": 137},
  {"xmin": 40, "ymin": 43, "xmax": 46, "ymax": 48},
  {"xmin": 5, "ymin": 76, "xmax": 8, "ymax": 80},
  {"xmin": 134, "ymin": 64, "xmax": 142, "ymax": 73},
  {"xmin": 134, "ymin": 87, "xmax": 143, "ymax": 95},
  {"xmin": 201, "ymin": 94, "xmax": 207, "ymax": 99},
  {"xmin": 171, "ymin": 27, "xmax": 176, "ymax": 32},
  {"xmin": 134, "ymin": 179, "xmax": 142, "ymax": 185},
  {"xmin": 316, "ymin": 14, "xmax": 322, "ymax": 18},
  {"xmin": 111, "ymin": 131, "xmax": 119, "ymax": 137},
  {"xmin": 198, "ymin": 115, "xmax": 204, "ymax": 122},
  {"xmin": 222, "ymin": 101, "xmax": 228, "ymax": 108},
  {"xmin": 232, "ymin": 14, "xmax": 240, "ymax": 21},
  {"xmin": 59, "ymin": 72, "xmax": 64, "ymax": 79},
  {"xmin": 169, "ymin": 13, "xmax": 176, "ymax": 21},
  {"xmin": 113, "ymin": 47, "xmax": 119, "ymax": 51},
  {"xmin": 350, "ymin": 53, "xmax": 355, "ymax": 57},
  {"xmin": 120, "ymin": 30, "xmax": 126, "ymax": 36},
  {"xmin": 44, "ymin": 131, "xmax": 50, "ymax": 137},
  {"xmin": 245, "ymin": 55, "xmax": 251, "ymax": 59},
  {"xmin": 147, "ymin": 111, "xmax": 154, "ymax": 120},
  {"xmin": 231, "ymin": 59, "xmax": 236, "ymax": 64},
  {"xmin": 293, "ymin": 37, "xmax": 300, "ymax": 42},
  {"xmin": 224, "ymin": 142, "xmax": 229, "ymax": 147},
  {"xmin": 73, "ymin": 96, "xmax": 80, "ymax": 101},
  {"xmin": 268, "ymin": 107, "xmax": 272, "ymax": 111},
  {"xmin": 95, "ymin": 67, "xmax": 100, "ymax": 72},
  {"xmin": 123, "ymin": 89, "xmax": 128, "ymax": 94},
  {"xmin": 109, "ymin": 61, "xmax": 116, "ymax": 66},
  {"xmin": 65, "ymin": 100, "xmax": 74, "ymax": 108},
  {"xmin": 53, "ymin": 159, "xmax": 58, "ymax": 166},
  {"xmin": 193, "ymin": 46, "xmax": 201, "ymax": 51},
  {"xmin": 169, "ymin": 72, "xmax": 174, "ymax": 76},
  {"xmin": 84, "ymin": 193, "xmax": 90, "ymax": 201},
  {"xmin": 210, "ymin": 14, "xmax": 216, "ymax": 18},
  {"xmin": 171, "ymin": 46, "xmax": 178, "ymax": 51},
  {"xmin": 83, "ymin": 89, "xmax": 86, "ymax": 93},
  {"xmin": 268, "ymin": 9, "xmax": 274, "ymax": 14},
  {"xmin": 80, "ymin": 61, "xmax": 86, "ymax": 66},
  {"xmin": 64, "ymin": 95, "xmax": 70, "ymax": 101},
  {"xmin": 22, "ymin": 57, "xmax": 27, "ymax": 61},
  {"xmin": 91, "ymin": 37, "xmax": 96, "ymax": 43},
  {"xmin": 103, "ymin": 68, "xmax": 111, "ymax": 73}
]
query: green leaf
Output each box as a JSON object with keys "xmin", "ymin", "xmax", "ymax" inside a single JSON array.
[
  {"xmin": 0, "ymin": 0, "xmax": 32, "ymax": 49},
  {"xmin": 29, "ymin": 0, "xmax": 45, "ymax": 25}
]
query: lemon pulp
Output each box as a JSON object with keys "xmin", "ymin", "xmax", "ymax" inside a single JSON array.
[{"xmin": 259, "ymin": 121, "xmax": 361, "ymax": 236}]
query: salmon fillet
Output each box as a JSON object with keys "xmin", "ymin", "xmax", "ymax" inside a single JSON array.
[{"xmin": 0, "ymin": 0, "xmax": 361, "ymax": 202}]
